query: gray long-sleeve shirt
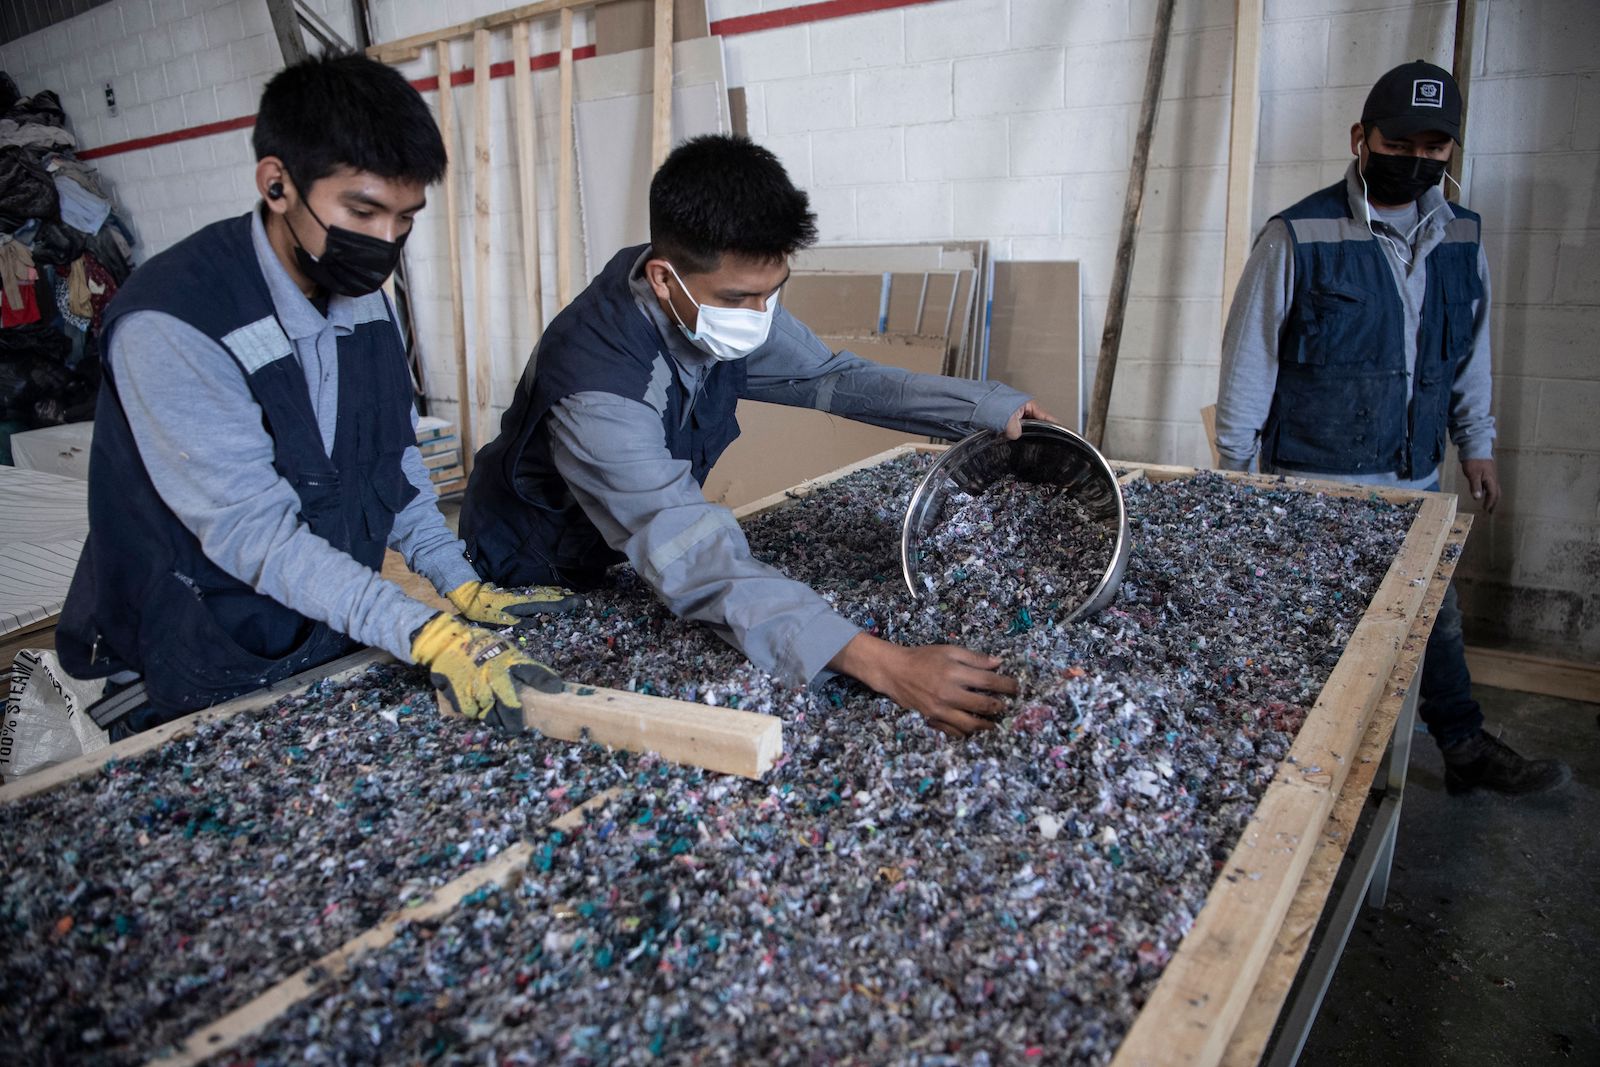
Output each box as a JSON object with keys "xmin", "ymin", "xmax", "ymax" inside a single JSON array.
[
  {"xmin": 1216, "ymin": 161, "xmax": 1495, "ymax": 489},
  {"xmin": 107, "ymin": 208, "xmax": 478, "ymax": 662},
  {"xmin": 546, "ymin": 251, "xmax": 1029, "ymax": 687}
]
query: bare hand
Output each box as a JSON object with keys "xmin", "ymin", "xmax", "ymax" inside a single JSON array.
[
  {"xmin": 1004, "ymin": 400, "xmax": 1058, "ymax": 440},
  {"xmin": 830, "ymin": 633, "xmax": 1019, "ymax": 736},
  {"xmin": 1460, "ymin": 457, "xmax": 1500, "ymax": 513}
]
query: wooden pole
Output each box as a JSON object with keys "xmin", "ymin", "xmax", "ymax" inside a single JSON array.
[
  {"xmin": 1220, "ymin": 0, "xmax": 1263, "ymax": 321},
  {"xmin": 651, "ymin": 0, "xmax": 674, "ymax": 169},
  {"xmin": 512, "ymin": 20, "xmax": 546, "ymax": 341},
  {"xmin": 1084, "ymin": 0, "xmax": 1176, "ymax": 450},
  {"xmin": 435, "ymin": 41, "xmax": 474, "ymax": 471},
  {"xmin": 557, "ymin": 7, "xmax": 576, "ymax": 308},
  {"xmin": 1447, "ymin": 0, "xmax": 1476, "ymax": 197},
  {"xmin": 471, "ymin": 28, "xmax": 494, "ymax": 454}
]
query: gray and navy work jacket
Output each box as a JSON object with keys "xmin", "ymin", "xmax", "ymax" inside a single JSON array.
[
  {"xmin": 461, "ymin": 244, "xmax": 744, "ymax": 589},
  {"xmin": 57, "ymin": 214, "xmax": 418, "ymax": 719},
  {"xmin": 1263, "ymin": 180, "xmax": 1483, "ymax": 479}
]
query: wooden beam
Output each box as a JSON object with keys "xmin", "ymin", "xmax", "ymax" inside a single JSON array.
[
  {"xmin": 472, "ymin": 28, "xmax": 494, "ymax": 453},
  {"xmin": 518, "ymin": 682, "xmax": 783, "ymax": 780},
  {"xmin": 512, "ymin": 20, "xmax": 546, "ymax": 342},
  {"xmin": 1111, "ymin": 490, "xmax": 1456, "ymax": 1067},
  {"xmin": 1084, "ymin": 0, "xmax": 1176, "ymax": 450},
  {"xmin": 1220, "ymin": 0, "xmax": 1262, "ymax": 319},
  {"xmin": 651, "ymin": 0, "xmax": 674, "ymax": 169},
  {"xmin": 367, "ymin": 0, "xmax": 593, "ymax": 64},
  {"xmin": 1220, "ymin": 515, "xmax": 1471, "ymax": 1066},
  {"xmin": 264, "ymin": 0, "xmax": 309, "ymax": 65},
  {"xmin": 1463, "ymin": 646, "xmax": 1600, "ymax": 705},
  {"xmin": 150, "ymin": 788, "xmax": 622, "ymax": 1067},
  {"xmin": 557, "ymin": 7, "xmax": 577, "ymax": 308},
  {"xmin": 1448, "ymin": 0, "xmax": 1476, "ymax": 196},
  {"xmin": 435, "ymin": 41, "xmax": 474, "ymax": 472},
  {"xmin": 0, "ymin": 650, "xmax": 387, "ymax": 805}
]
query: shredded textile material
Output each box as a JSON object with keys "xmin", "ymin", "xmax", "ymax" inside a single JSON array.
[{"xmin": 1, "ymin": 457, "xmax": 1416, "ymax": 1064}]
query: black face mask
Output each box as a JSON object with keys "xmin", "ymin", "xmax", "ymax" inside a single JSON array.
[
  {"xmin": 285, "ymin": 196, "xmax": 408, "ymax": 298},
  {"xmin": 1360, "ymin": 150, "xmax": 1447, "ymax": 206}
]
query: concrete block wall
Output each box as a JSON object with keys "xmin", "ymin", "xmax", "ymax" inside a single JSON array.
[
  {"xmin": 0, "ymin": 0, "xmax": 358, "ymax": 252},
  {"xmin": 0, "ymin": 0, "xmax": 1594, "ymax": 656}
]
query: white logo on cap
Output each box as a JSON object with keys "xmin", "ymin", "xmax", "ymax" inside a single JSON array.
[{"xmin": 1413, "ymin": 79, "xmax": 1444, "ymax": 107}]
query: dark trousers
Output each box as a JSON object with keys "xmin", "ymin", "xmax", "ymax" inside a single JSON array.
[{"xmin": 1419, "ymin": 580, "xmax": 1485, "ymax": 747}]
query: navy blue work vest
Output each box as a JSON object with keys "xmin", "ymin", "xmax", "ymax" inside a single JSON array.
[
  {"xmin": 56, "ymin": 212, "xmax": 418, "ymax": 721},
  {"xmin": 1263, "ymin": 181, "xmax": 1482, "ymax": 479},
  {"xmin": 460, "ymin": 245, "xmax": 744, "ymax": 588}
]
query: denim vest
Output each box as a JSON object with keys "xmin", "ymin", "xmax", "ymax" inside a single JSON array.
[
  {"xmin": 460, "ymin": 245, "xmax": 744, "ymax": 589},
  {"xmin": 1264, "ymin": 181, "xmax": 1482, "ymax": 478},
  {"xmin": 56, "ymin": 213, "xmax": 418, "ymax": 714}
]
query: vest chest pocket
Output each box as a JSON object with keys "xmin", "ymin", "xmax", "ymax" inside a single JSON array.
[
  {"xmin": 1288, "ymin": 284, "xmax": 1379, "ymax": 366},
  {"xmin": 1439, "ymin": 265, "xmax": 1482, "ymax": 366}
]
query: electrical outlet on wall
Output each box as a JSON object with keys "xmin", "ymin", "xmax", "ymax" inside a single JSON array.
[{"xmin": 104, "ymin": 82, "xmax": 117, "ymax": 116}]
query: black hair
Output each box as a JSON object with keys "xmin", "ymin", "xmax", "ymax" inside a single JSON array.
[
  {"xmin": 253, "ymin": 51, "xmax": 446, "ymax": 189},
  {"xmin": 649, "ymin": 134, "xmax": 818, "ymax": 273}
]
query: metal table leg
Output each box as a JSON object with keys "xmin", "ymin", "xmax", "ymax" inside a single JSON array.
[
  {"xmin": 1367, "ymin": 670, "xmax": 1419, "ymax": 908},
  {"xmin": 1264, "ymin": 667, "xmax": 1421, "ymax": 1067}
]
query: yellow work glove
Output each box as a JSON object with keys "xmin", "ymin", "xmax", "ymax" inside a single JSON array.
[
  {"xmin": 410, "ymin": 614, "xmax": 563, "ymax": 734},
  {"xmin": 446, "ymin": 580, "xmax": 584, "ymax": 628}
]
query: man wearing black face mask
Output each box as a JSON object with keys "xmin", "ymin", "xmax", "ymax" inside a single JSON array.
[
  {"xmin": 56, "ymin": 53, "xmax": 580, "ymax": 738},
  {"xmin": 1215, "ymin": 60, "xmax": 1569, "ymax": 795}
]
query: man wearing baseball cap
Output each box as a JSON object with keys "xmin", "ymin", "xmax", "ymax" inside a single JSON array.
[{"xmin": 1215, "ymin": 61, "xmax": 1569, "ymax": 795}]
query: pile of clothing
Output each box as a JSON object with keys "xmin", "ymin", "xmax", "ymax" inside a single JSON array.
[{"xmin": 0, "ymin": 71, "xmax": 135, "ymax": 458}]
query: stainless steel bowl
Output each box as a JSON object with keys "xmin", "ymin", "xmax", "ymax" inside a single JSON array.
[{"xmin": 901, "ymin": 420, "xmax": 1132, "ymax": 622}]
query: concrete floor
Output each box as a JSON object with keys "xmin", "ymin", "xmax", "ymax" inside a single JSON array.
[{"xmin": 1297, "ymin": 685, "xmax": 1600, "ymax": 1066}]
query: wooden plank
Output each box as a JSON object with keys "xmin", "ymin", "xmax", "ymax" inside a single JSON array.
[
  {"xmin": 651, "ymin": 0, "xmax": 674, "ymax": 169},
  {"xmin": 263, "ymin": 0, "xmax": 308, "ymax": 65},
  {"xmin": 1220, "ymin": 514, "xmax": 1471, "ymax": 1067},
  {"xmin": 512, "ymin": 20, "xmax": 546, "ymax": 342},
  {"xmin": 1, "ymin": 615, "xmax": 58, "ymax": 673},
  {"xmin": 472, "ymin": 28, "xmax": 494, "ymax": 453},
  {"xmin": 1463, "ymin": 646, "xmax": 1600, "ymax": 705},
  {"xmin": 1111, "ymin": 490, "xmax": 1456, "ymax": 1067},
  {"xmin": 1124, "ymin": 461, "xmax": 1428, "ymax": 506},
  {"xmin": 1220, "ymin": 0, "xmax": 1262, "ymax": 318},
  {"xmin": 1200, "ymin": 403, "xmax": 1220, "ymax": 469},
  {"xmin": 1084, "ymin": 0, "xmax": 1175, "ymax": 449},
  {"xmin": 518, "ymin": 682, "xmax": 782, "ymax": 780},
  {"xmin": 1447, "ymin": 0, "xmax": 1476, "ymax": 196},
  {"xmin": 435, "ymin": 41, "xmax": 474, "ymax": 473},
  {"xmin": 557, "ymin": 7, "xmax": 576, "ymax": 308},
  {"xmin": 0, "ymin": 650, "xmax": 388, "ymax": 805},
  {"xmin": 367, "ymin": 0, "xmax": 593, "ymax": 64},
  {"xmin": 150, "ymin": 788, "xmax": 623, "ymax": 1067}
]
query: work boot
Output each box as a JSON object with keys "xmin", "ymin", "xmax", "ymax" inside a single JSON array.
[{"xmin": 1441, "ymin": 730, "xmax": 1571, "ymax": 796}]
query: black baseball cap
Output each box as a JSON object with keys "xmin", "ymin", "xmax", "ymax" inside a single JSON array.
[{"xmin": 1361, "ymin": 60, "xmax": 1463, "ymax": 144}]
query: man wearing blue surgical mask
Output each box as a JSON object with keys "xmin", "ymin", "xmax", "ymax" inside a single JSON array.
[
  {"xmin": 464, "ymin": 135, "xmax": 1052, "ymax": 737},
  {"xmin": 1215, "ymin": 61, "xmax": 1568, "ymax": 795}
]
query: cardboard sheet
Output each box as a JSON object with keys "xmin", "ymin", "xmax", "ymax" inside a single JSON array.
[
  {"xmin": 782, "ymin": 270, "xmax": 975, "ymax": 377},
  {"xmin": 574, "ymin": 38, "xmax": 730, "ymax": 281},
  {"xmin": 701, "ymin": 334, "xmax": 948, "ymax": 509},
  {"xmin": 594, "ymin": 0, "xmax": 709, "ymax": 56},
  {"xmin": 986, "ymin": 261, "xmax": 1083, "ymax": 432},
  {"xmin": 0, "ymin": 466, "xmax": 88, "ymax": 638}
]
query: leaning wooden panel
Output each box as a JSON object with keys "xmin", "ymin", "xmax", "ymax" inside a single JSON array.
[{"xmin": 1112, "ymin": 489, "xmax": 1456, "ymax": 1067}]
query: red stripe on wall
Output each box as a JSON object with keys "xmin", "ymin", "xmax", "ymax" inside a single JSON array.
[
  {"xmin": 78, "ymin": 114, "xmax": 256, "ymax": 160},
  {"xmin": 71, "ymin": 0, "xmax": 941, "ymax": 162},
  {"xmin": 709, "ymin": 0, "xmax": 934, "ymax": 36}
]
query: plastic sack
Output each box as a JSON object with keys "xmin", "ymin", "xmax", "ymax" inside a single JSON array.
[
  {"xmin": 1, "ymin": 648, "xmax": 109, "ymax": 782},
  {"xmin": 0, "ymin": 145, "xmax": 58, "ymax": 229}
]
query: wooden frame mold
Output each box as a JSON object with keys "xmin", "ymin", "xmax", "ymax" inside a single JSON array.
[{"xmin": 3, "ymin": 446, "xmax": 1461, "ymax": 1066}]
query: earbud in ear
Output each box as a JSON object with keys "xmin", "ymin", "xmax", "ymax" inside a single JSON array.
[{"xmin": 267, "ymin": 182, "xmax": 284, "ymax": 200}]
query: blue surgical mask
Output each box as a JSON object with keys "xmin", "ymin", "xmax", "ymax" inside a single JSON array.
[{"xmin": 663, "ymin": 262, "xmax": 777, "ymax": 362}]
